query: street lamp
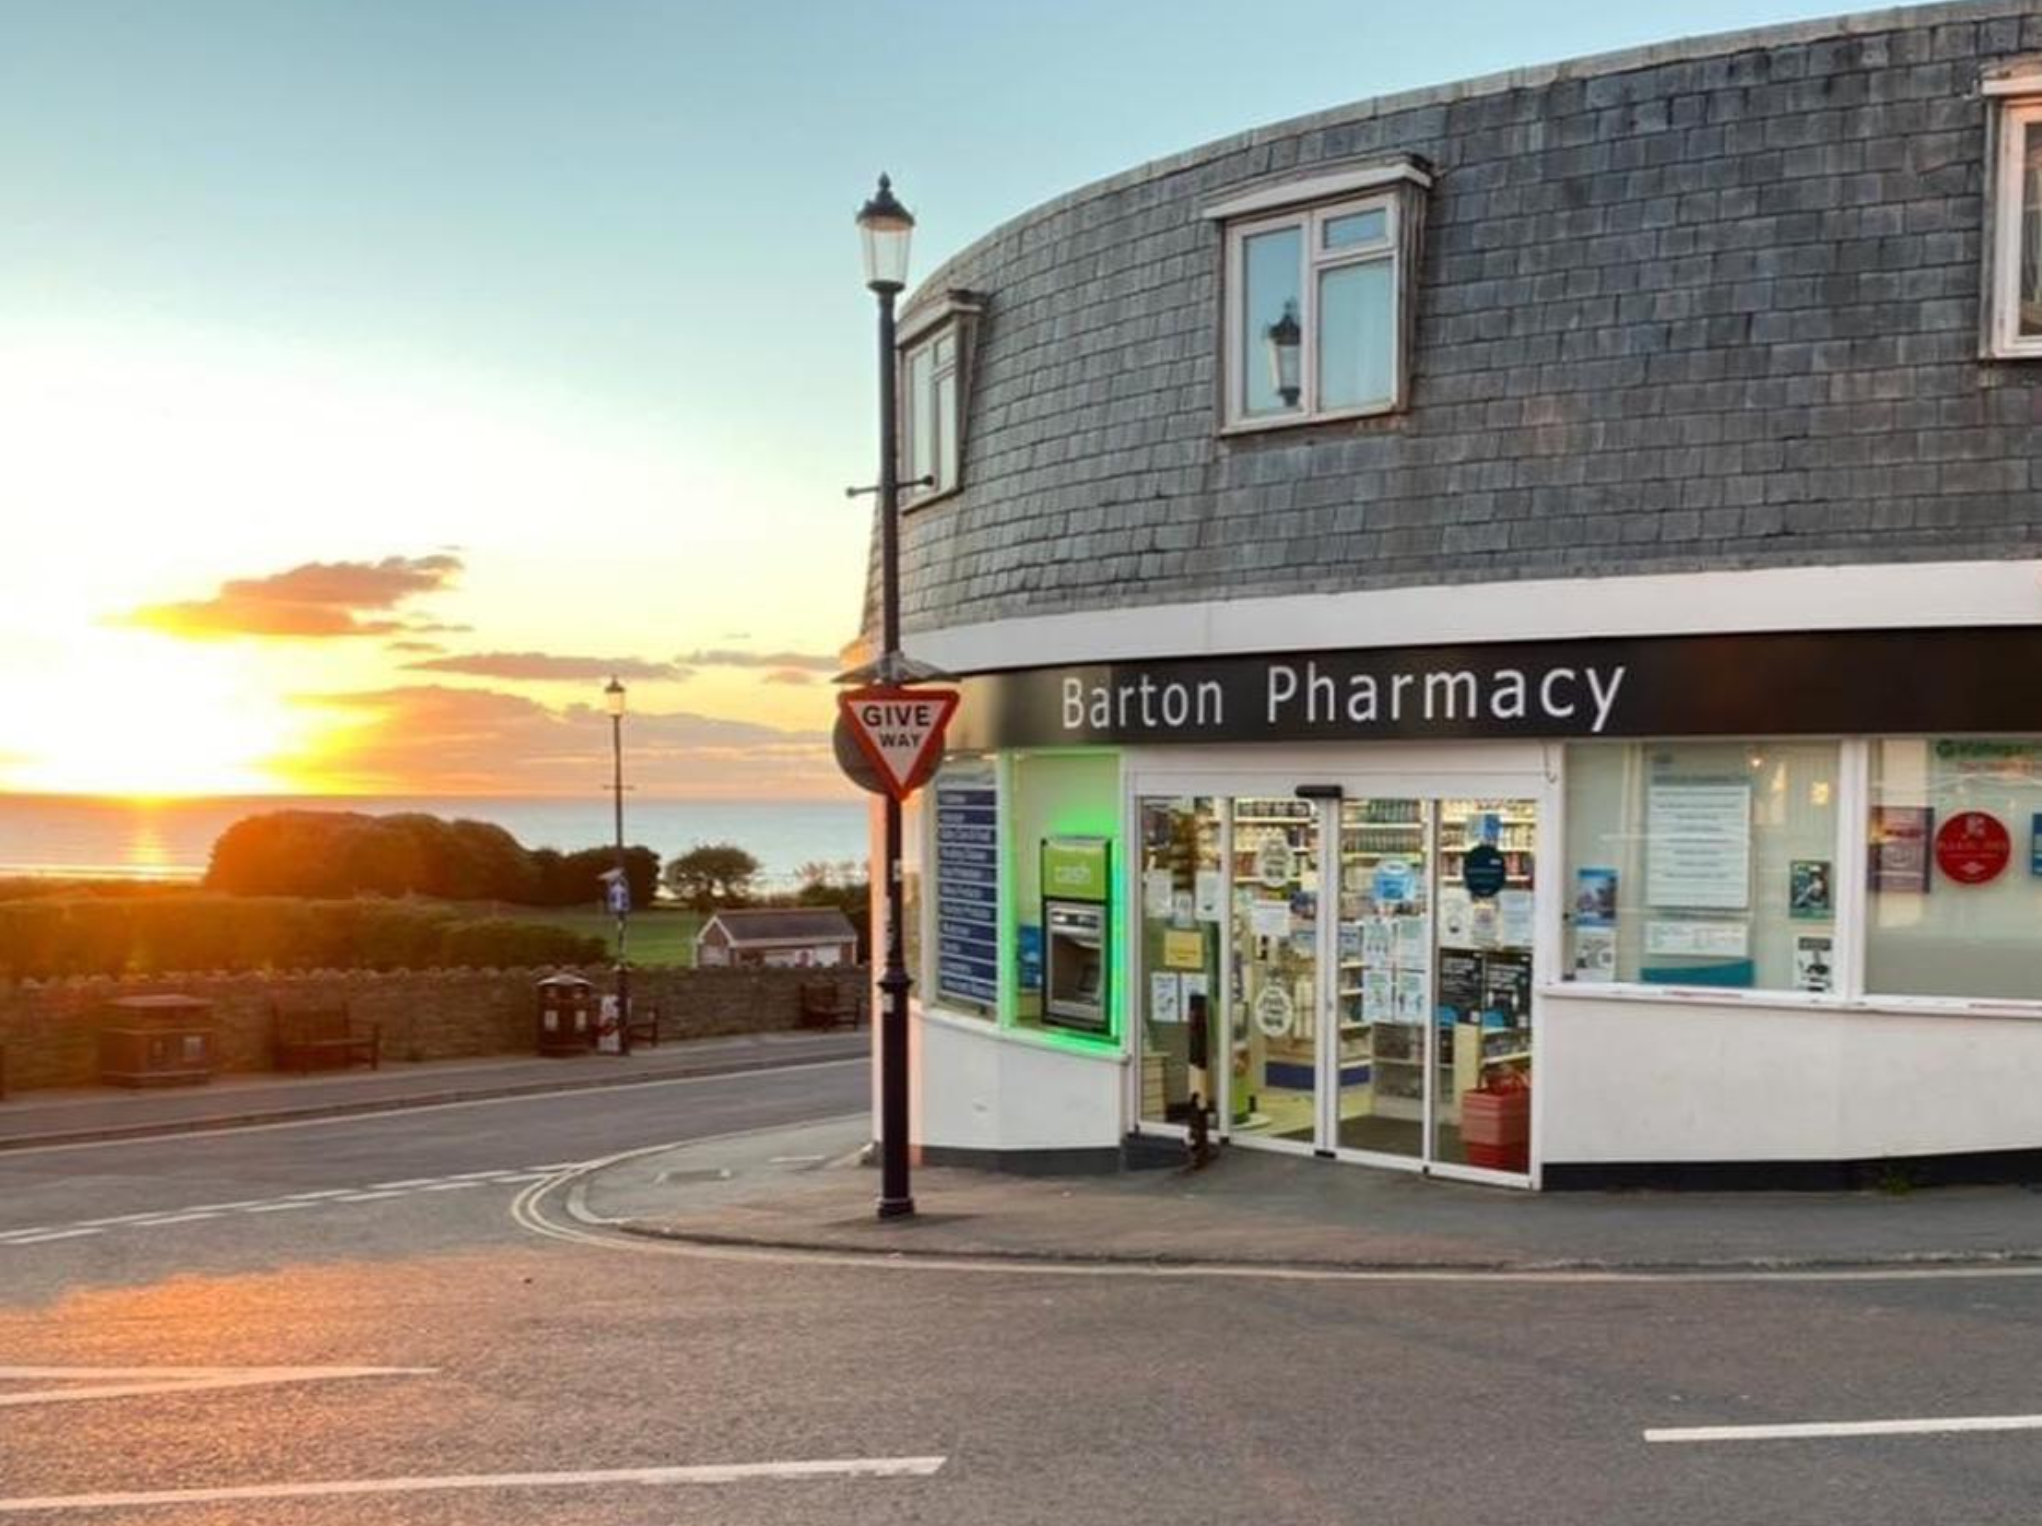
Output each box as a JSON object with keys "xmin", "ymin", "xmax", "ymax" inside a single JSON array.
[
  {"xmin": 856, "ymin": 172, "xmax": 916, "ymax": 1221},
  {"xmin": 1265, "ymin": 298, "xmax": 1302, "ymax": 408},
  {"xmin": 604, "ymin": 675, "xmax": 630, "ymax": 1052}
]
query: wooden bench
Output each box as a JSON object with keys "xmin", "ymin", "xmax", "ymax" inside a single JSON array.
[
  {"xmin": 271, "ymin": 1003, "xmax": 380, "ymax": 1074},
  {"xmin": 798, "ymin": 979, "xmax": 861, "ymax": 1031}
]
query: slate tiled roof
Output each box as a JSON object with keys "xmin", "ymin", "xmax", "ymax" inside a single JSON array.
[{"xmin": 867, "ymin": 1, "xmax": 2042, "ymax": 648}]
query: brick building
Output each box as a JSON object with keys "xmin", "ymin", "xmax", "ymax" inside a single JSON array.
[{"xmin": 866, "ymin": 1, "xmax": 2042, "ymax": 1187}]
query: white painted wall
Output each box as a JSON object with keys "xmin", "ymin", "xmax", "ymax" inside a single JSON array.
[
  {"xmin": 909, "ymin": 1006, "xmax": 1125, "ymax": 1154},
  {"xmin": 1542, "ymin": 992, "xmax": 2042, "ymax": 1163}
]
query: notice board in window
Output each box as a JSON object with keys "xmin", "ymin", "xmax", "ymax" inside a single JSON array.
[
  {"xmin": 934, "ymin": 769, "xmax": 1000, "ymax": 1009},
  {"xmin": 1646, "ymin": 782, "xmax": 1752, "ymax": 910}
]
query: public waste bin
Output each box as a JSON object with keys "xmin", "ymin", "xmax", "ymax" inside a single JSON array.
[
  {"xmin": 535, "ymin": 974, "xmax": 596, "ymax": 1056},
  {"xmin": 99, "ymin": 995, "xmax": 217, "ymax": 1087}
]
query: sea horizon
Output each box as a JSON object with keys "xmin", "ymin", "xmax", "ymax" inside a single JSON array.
[{"xmin": 0, "ymin": 791, "xmax": 870, "ymax": 887}]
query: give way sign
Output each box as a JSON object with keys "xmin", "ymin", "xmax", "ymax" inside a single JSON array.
[{"xmin": 837, "ymin": 686, "xmax": 958, "ymax": 800}]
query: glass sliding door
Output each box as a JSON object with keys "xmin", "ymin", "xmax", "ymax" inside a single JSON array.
[
  {"xmin": 1135, "ymin": 796, "xmax": 1221, "ymax": 1132},
  {"xmin": 1432, "ymin": 797, "xmax": 1537, "ymax": 1176},
  {"xmin": 1227, "ymin": 798, "xmax": 1319, "ymax": 1147},
  {"xmin": 1331, "ymin": 798, "xmax": 1429, "ymax": 1161}
]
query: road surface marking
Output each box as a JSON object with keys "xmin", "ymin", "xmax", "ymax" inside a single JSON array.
[
  {"xmin": 238, "ymin": 1200, "xmax": 320, "ymax": 1214},
  {"xmin": 0, "ymin": 1456, "xmax": 947, "ymax": 1512},
  {"xmin": 416, "ymin": 1180, "xmax": 483, "ymax": 1192},
  {"xmin": 1, "ymin": 1229, "xmax": 102, "ymax": 1245},
  {"xmin": 1646, "ymin": 1413, "xmax": 2042, "ymax": 1444},
  {"xmin": 332, "ymin": 1190, "xmax": 411, "ymax": 1203},
  {"xmin": 127, "ymin": 1212, "xmax": 221, "ymax": 1227},
  {"xmin": 0, "ymin": 1365, "xmax": 432, "ymax": 1409}
]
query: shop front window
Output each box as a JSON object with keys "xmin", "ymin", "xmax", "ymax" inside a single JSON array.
[
  {"xmin": 1866, "ymin": 739, "xmax": 2042, "ymax": 1002},
  {"xmin": 1563, "ymin": 741, "xmax": 1841, "ymax": 992}
]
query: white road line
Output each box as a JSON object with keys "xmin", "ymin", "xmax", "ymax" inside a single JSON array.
[
  {"xmin": 331, "ymin": 1190, "xmax": 412, "ymax": 1203},
  {"xmin": 0, "ymin": 1228, "xmax": 102, "ymax": 1245},
  {"xmin": 238, "ymin": 1201, "xmax": 320, "ymax": 1214},
  {"xmin": 279, "ymin": 1189, "xmax": 358, "ymax": 1201},
  {"xmin": 126, "ymin": 1212, "xmax": 222, "ymax": 1227},
  {"xmin": 0, "ymin": 1456, "xmax": 947, "ymax": 1512},
  {"xmin": 1646, "ymin": 1413, "xmax": 2042, "ymax": 1444},
  {"xmin": 0, "ymin": 1365, "xmax": 433, "ymax": 1409},
  {"xmin": 415, "ymin": 1179, "xmax": 483, "ymax": 1192},
  {"xmin": 367, "ymin": 1177, "xmax": 445, "ymax": 1189}
]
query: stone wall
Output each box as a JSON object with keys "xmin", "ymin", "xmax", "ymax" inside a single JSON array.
[
  {"xmin": 882, "ymin": 0, "xmax": 2042, "ymax": 639},
  {"xmin": 0, "ymin": 964, "xmax": 868, "ymax": 1092}
]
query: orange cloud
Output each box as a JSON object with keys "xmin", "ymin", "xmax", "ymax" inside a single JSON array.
[
  {"xmin": 297, "ymin": 684, "xmax": 844, "ymax": 797},
  {"xmin": 121, "ymin": 554, "xmax": 462, "ymax": 640},
  {"xmin": 402, "ymin": 651, "xmax": 691, "ymax": 682},
  {"xmin": 762, "ymin": 667, "xmax": 815, "ymax": 685}
]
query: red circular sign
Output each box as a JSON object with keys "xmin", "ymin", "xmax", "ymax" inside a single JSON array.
[{"xmin": 1934, "ymin": 811, "xmax": 2011, "ymax": 885}]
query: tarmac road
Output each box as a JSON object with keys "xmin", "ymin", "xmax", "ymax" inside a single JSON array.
[{"xmin": 5, "ymin": 1058, "xmax": 2042, "ymax": 1524}]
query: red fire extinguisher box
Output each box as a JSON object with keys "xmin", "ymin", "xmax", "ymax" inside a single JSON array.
[{"xmin": 1461, "ymin": 1078, "xmax": 1530, "ymax": 1174}]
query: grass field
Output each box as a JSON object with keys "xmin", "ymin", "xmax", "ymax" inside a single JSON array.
[{"xmin": 470, "ymin": 905, "xmax": 704, "ymax": 966}]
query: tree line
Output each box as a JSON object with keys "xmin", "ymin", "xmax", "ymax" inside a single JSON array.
[{"xmin": 202, "ymin": 810, "xmax": 866, "ymax": 918}]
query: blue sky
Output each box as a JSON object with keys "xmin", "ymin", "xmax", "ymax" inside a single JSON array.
[{"xmin": 0, "ymin": 0, "xmax": 1856, "ymax": 795}]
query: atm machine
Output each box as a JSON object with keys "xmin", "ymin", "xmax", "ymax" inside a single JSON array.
[{"xmin": 1041, "ymin": 837, "xmax": 1111, "ymax": 1035}]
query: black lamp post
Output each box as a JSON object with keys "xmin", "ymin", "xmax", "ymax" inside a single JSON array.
[
  {"xmin": 856, "ymin": 172, "xmax": 917, "ymax": 1221},
  {"xmin": 604, "ymin": 674, "xmax": 630, "ymax": 1051},
  {"xmin": 1266, "ymin": 298, "xmax": 1303, "ymax": 408}
]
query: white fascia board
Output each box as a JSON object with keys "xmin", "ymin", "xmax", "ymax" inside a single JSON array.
[
  {"xmin": 1201, "ymin": 160, "xmax": 1432, "ymax": 221},
  {"xmin": 902, "ymin": 559, "xmax": 2042, "ymax": 674}
]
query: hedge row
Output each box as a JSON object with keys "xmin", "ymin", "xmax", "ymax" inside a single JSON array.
[{"xmin": 0, "ymin": 895, "xmax": 606, "ymax": 978}]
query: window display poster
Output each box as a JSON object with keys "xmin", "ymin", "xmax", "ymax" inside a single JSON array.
[
  {"xmin": 1249, "ymin": 900, "xmax": 1292, "ymax": 939},
  {"xmin": 1574, "ymin": 867, "xmax": 1618, "ymax": 928},
  {"xmin": 1480, "ymin": 951, "xmax": 1532, "ymax": 1028},
  {"xmin": 1437, "ymin": 948, "xmax": 1483, "ymax": 1024},
  {"xmin": 1018, "ymin": 924, "xmax": 1043, "ymax": 991},
  {"xmin": 934, "ymin": 775, "xmax": 1000, "ymax": 1007},
  {"xmin": 1646, "ymin": 782, "xmax": 1752, "ymax": 910},
  {"xmin": 1143, "ymin": 869, "xmax": 1174, "ymax": 919},
  {"xmin": 1162, "ymin": 927, "xmax": 1206, "ymax": 972},
  {"xmin": 1180, "ymin": 972, "xmax": 1210, "ymax": 1018},
  {"xmin": 1361, "ymin": 918, "xmax": 1393, "ymax": 965},
  {"xmin": 1437, "ymin": 887, "xmax": 1473, "ymax": 946},
  {"xmin": 1361, "ymin": 969, "xmax": 1392, "ymax": 1025},
  {"xmin": 1869, "ymin": 805, "xmax": 1932, "ymax": 893},
  {"xmin": 1195, "ymin": 868, "xmax": 1225, "ymax": 921},
  {"xmin": 1392, "ymin": 969, "xmax": 1430, "ymax": 1024},
  {"xmin": 2033, "ymin": 815, "xmax": 2042, "ymax": 878},
  {"xmin": 1149, "ymin": 971, "xmax": 1183, "ymax": 1025},
  {"xmin": 1794, "ymin": 935, "xmax": 1834, "ymax": 993},
  {"xmin": 1574, "ymin": 926, "xmax": 1617, "ymax": 983},
  {"xmin": 1645, "ymin": 920, "xmax": 1750, "ymax": 958},
  {"xmin": 1789, "ymin": 860, "xmax": 1833, "ymax": 920},
  {"xmin": 1497, "ymin": 889, "xmax": 1535, "ymax": 949},
  {"xmin": 1393, "ymin": 915, "xmax": 1429, "ymax": 970}
]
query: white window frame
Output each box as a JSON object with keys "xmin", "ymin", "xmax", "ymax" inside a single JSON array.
[
  {"xmin": 1985, "ymin": 82, "xmax": 2042, "ymax": 359},
  {"xmin": 896, "ymin": 292, "xmax": 980, "ymax": 509},
  {"xmin": 1222, "ymin": 191, "xmax": 1406, "ymax": 432}
]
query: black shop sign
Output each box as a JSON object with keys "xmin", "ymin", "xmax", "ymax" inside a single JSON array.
[{"xmin": 944, "ymin": 627, "xmax": 2042, "ymax": 750}]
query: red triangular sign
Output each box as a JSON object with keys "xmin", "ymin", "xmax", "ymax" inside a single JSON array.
[{"xmin": 837, "ymin": 686, "xmax": 959, "ymax": 800}]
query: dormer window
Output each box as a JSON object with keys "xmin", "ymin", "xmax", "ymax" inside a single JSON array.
[
  {"xmin": 1207, "ymin": 157, "xmax": 1430, "ymax": 431},
  {"xmin": 898, "ymin": 292, "xmax": 981, "ymax": 505}
]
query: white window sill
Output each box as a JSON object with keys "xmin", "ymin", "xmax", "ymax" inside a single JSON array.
[
  {"xmin": 901, "ymin": 483, "xmax": 963, "ymax": 515},
  {"xmin": 1540, "ymin": 981, "xmax": 2042, "ymax": 1021},
  {"xmin": 914, "ymin": 999, "xmax": 1127, "ymax": 1061},
  {"xmin": 1220, "ymin": 401, "xmax": 1400, "ymax": 438}
]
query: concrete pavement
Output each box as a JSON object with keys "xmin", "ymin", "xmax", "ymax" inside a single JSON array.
[{"xmin": 577, "ymin": 1119, "xmax": 2042, "ymax": 1272}]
